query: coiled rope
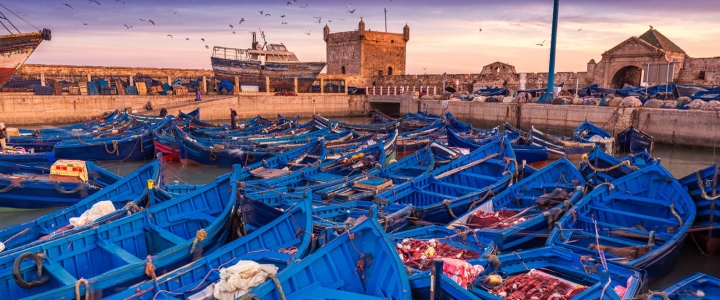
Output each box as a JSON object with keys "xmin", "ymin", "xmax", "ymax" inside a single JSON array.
[{"xmin": 104, "ymin": 140, "xmax": 119, "ymax": 156}]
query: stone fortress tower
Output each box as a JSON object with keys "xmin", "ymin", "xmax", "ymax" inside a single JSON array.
[{"xmin": 323, "ymin": 19, "xmax": 409, "ymax": 78}]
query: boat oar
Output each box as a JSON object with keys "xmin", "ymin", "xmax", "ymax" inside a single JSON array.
[{"xmin": 433, "ymin": 153, "xmax": 500, "ymax": 180}]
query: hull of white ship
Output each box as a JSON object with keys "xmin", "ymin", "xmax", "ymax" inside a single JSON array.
[
  {"xmin": 211, "ymin": 57, "xmax": 326, "ymax": 92},
  {"xmin": 0, "ymin": 32, "xmax": 44, "ymax": 88}
]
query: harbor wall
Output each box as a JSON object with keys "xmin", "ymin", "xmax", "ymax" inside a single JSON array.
[
  {"xmin": 410, "ymin": 98, "xmax": 720, "ymax": 148},
  {"xmin": 0, "ymin": 94, "xmax": 370, "ymax": 125}
]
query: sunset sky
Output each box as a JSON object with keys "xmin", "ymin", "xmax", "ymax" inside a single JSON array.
[{"xmin": 7, "ymin": 0, "xmax": 720, "ymax": 74}]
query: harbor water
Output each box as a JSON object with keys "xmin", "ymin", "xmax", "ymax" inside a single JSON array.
[{"xmin": 2, "ymin": 116, "xmax": 719, "ymax": 290}]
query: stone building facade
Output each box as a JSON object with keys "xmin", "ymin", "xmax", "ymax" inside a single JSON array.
[
  {"xmin": 324, "ymin": 19, "xmax": 409, "ymax": 78},
  {"xmin": 368, "ymin": 29, "xmax": 720, "ymax": 93}
]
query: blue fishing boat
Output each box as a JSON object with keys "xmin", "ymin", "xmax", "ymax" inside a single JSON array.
[
  {"xmin": 429, "ymin": 141, "xmax": 466, "ymax": 166},
  {"xmin": 580, "ymin": 146, "xmax": 656, "ymax": 186},
  {"xmin": 313, "ymin": 200, "xmax": 414, "ymax": 234},
  {"xmin": 448, "ymin": 158, "xmax": 585, "ymax": 250},
  {"xmin": 679, "ymin": 161, "xmax": 720, "ymax": 255},
  {"xmin": 315, "ymin": 147, "xmax": 435, "ymax": 203},
  {"xmin": 0, "ymin": 160, "xmax": 120, "ymax": 210},
  {"xmin": 528, "ymin": 126, "xmax": 595, "ymax": 159},
  {"xmin": 0, "ymin": 159, "xmax": 160, "ymax": 253},
  {"xmin": 617, "ymin": 126, "xmax": 654, "ymax": 153},
  {"xmin": 53, "ymin": 124, "xmax": 157, "ymax": 161},
  {"xmin": 98, "ymin": 191, "xmax": 315, "ymax": 299},
  {"xmin": 408, "ymin": 266, "xmax": 483, "ymax": 300},
  {"xmin": 174, "ymin": 125, "xmax": 278, "ymax": 166},
  {"xmin": 574, "ymin": 119, "xmax": 615, "ymax": 153},
  {"xmin": 244, "ymin": 211, "xmax": 411, "ymax": 300},
  {"xmin": 375, "ymin": 137, "xmax": 516, "ymax": 224},
  {"xmin": 547, "ymin": 164, "xmax": 696, "ymax": 282},
  {"xmin": 372, "ymin": 109, "xmax": 397, "ymax": 123},
  {"xmin": 648, "ymin": 272, "xmax": 720, "ymax": 299},
  {"xmin": 0, "ymin": 151, "xmax": 57, "ymax": 165},
  {"xmin": 447, "ymin": 129, "xmax": 548, "ymax": 164},
  {"xmin": 0, "ymin": 165, "xmax": 241, "ymax": 299},
  {"xmin": 469, "ymin": 247, "xmax": 643, "ymax": 299}
]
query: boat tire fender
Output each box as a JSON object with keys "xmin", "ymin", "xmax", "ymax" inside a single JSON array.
[
  {"xmin": 13, "ymin": 252, "xmax": 49, "ymax": 289},
  {"xmin": 209, "ymin": 152, "xmax": 218, "ymax": 162}
]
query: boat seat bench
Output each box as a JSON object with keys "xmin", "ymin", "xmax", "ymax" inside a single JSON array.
[
  {"xmin": 97, "ymin": 238, "xmax": 143, "ymax": 264},
  {"xmin": 42, "ymin": 258, "xmax": 78, "ymax": 286},
  {"xmin": 146, "ymin": 223, "xmax": 187, "ymax": 245},
  {"xmin": 588, "ymin": 206, "xmax": 678, "ymax": 225}
]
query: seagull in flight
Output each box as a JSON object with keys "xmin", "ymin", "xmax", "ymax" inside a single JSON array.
[
  {"xmin": 149, "ymin": 20, "xmax": 155, "ymax": 25},
  {"xmin": 347, "ymin": 9, "xmax": 356, "ymax": 13},
  {"xmin": 205, "ymin": 45, "xmax": 209, "ymax": 49},
  {"xmin": 186, "ymin": 38, "xmax": 190, "ymax": 40},
  {"xmin": 649, "ymin": 25, "xmax": 654, "ymax": 29},
  {"xmin": 281, "ymin": 15, "xmax": 286, "ymax": 18},
  {"xmin": 174, "ymin": 12, "xmax": 181, "ymax": 18},
  {"xmin": 301, "ymin": 4, "xmax": 308, "ymax": 8},
  {"xmin": 282, "ymin": 22, "xmax": 288, "ymax": 25},
  {"xmin": 233, "ymin": 31, "xmax": 236, "ymax": 34},
  {"xmin": 259, "ymin": 10, "xmax": 264, "ymax": 15},
  {"xmin": 340, "ymin": 18, "xmax": 345, "ymax": 21},
  {"xmin": 229, "ymin": 24, "xmax": 234, "ymax": 28},
  {"xmin": 167, "ymin": 34, "xmax": 173, "ymax": 38},
  {"xmin": 62, "ymin": 3, "xmax": 73, "ymax": 9},
  {"xmin": 123, "ymin": 24, "xmax": 130, "ymax": 29},
  {"xmin": 139, "ymin": 19, "xmax": 145, "ymax": 22},
  {"xmin": 116, "ymin": 0, "xmax": 125, "ymax": 3},
  {"xmin": 88, "ymin": 0, "xmax": 101, "ymax": 5},
  {"xmin": 536, "ymin": 40, "xmax": 545, "ymax": 46},
  {"xmin": 239, "ymin": 18, "xmax": 245, "ymax": 24},
  {"xmin": 305, "ymin": 30, "xmax": 311, "ymax": 35},
  {"xmin": 201, "ymin": 38, "xmax": 205, "ymax": 42},
  {"xmin": 265, "ymin": 14, "xmax": 271, "ymax": 17},
  {"xmin": 479, "ymin": 28, "xmax": 482, "ymax": 32},
  {"xmin": 82, "ymin": 22, "xmax": 88, "ymax": 25},
  {"xmin": 347, "ymin": 3, "xmax": 352, "ymax": 8},
  {"xmin": 577, "ymin": 28, "xmax": 582, "ymax": 31}
]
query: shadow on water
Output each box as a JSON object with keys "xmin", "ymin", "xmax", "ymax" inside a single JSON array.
[{"xmin": 2, "ymin": 115, "xmax": 720, "ymax": 290}]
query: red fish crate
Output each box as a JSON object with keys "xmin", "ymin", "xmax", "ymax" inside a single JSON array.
[
  {"xmin": 490, "ymin": 269, "xmax": 588, "ymax": 299},
  {"xmin": 466, "ymin": 210, "xmax": 530, "ymax": 229},
  {"xmin": 396, "ymin": 238, "xmax": 480, "ymax": 271}
]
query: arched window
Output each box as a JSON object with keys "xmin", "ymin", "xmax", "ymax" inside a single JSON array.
[
  {"xmin": 388, "ymin": 66, "xmax": 393, "ymax": 76},
  {"xmin": 341, "ymin": 66, "xmax": 346, "ymax": 74}
]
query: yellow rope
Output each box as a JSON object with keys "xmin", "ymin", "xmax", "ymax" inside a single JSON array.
[
  {"xmin": 442, "ymin": 199, "xmax": 457, "ymax": 219},
  {"xmin": 582, "ymin": 154, "xmax": 635, "ymax": 173},
  {"xmin": 104, "ymin": 140, "xmax": 119, "ymax": 156},
  {"xmin": 190, "ymin": 229, "xmax": 207, "ymax": 253},
  {"xmin": 75, "ymin": 278, "xmax": 90, "ymax": 300}
]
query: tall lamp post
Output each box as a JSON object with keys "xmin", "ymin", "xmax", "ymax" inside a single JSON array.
[{"xmin": 541, "ymin": 0, "xmax": 560, "ymax": 103}]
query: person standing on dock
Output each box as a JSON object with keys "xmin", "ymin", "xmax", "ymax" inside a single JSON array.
[
  {"xmin": 0, "ymin": 123, "xmax": 8, "ymax": 151},
  {"xmin": 230, "ymin": 108, "xmax": 238, "ymax": 129},
  {"xmin": 196, "ymin": 89, "xmax": 202, "ymax": 101}
]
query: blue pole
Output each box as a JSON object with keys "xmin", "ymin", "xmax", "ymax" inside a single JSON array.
[{"xmin": 546, "ymin": 0, "xmax": 559, "ymax": 95}]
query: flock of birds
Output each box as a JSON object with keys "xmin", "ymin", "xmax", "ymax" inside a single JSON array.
[
  {"xmin": 55, "ymin": 0, "xmax": 377, "ymax": 51},
  {"xmin": 53, "ymin": 1, "xmax": 662, "ymax": 52}
]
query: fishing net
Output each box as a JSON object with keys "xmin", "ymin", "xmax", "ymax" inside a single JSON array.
[
  {"xmin": 68, "ymin": 200, "xmax": 116, "ymax": 227},
  {"xmin": 572, "ymin": 97, "xmax": 585, "ymax": 105},
  {"xmin": 703, "ymin": 100, "xmax": 720, "ymax": 111},
  {"xmin": 466, "ymin": 210, "xmax": 528, "ymax": 229},
  {"xmin": 688, "ymin": 99, "xmax": 706, "ymax": 110},
  {"xmin": 643, "ymin": 99, "xmax": 664, "ymax": 108},
  {"xmin": 620, "ymin": 96, "xmax": 641, "ymax": 108},
  {"xmin": 488, "ymin": 269, "xmax": 588, "ymax": 299},
  {"xmin": 442, "ymin": 258, "xmax": 485, "ymax": 288},
  {"xmin": 212, "ymin": 260, "xmax": 279, "ymax": 300},
  {"xmin": 396, "ymin": 238, "xmax": 480, "ymax": 271}
]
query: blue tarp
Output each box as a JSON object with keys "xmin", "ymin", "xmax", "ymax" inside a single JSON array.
[
  {"xmin": 218, "ymin": 80, "xmax": 234, "ymax": 93},
  {"xmin": 86, "ymin": 82, "xmax": 99, "ymax": 95},
  {"xmin": 472, "ymin": 87, "xmax": 508, "ymax": 96}
]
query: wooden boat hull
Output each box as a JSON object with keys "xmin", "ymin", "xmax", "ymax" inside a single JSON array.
[
  {"xmin": 0, "ymin": 160, "xmax": 161, "ymax": 253},
  {"xmin": 650, "ymin": 272, "xmax": 720, "ymax": 299},
  {"xmin": 579, "ymin": 146, "xmax": 655, "ymax": 186},
  {"xmin": 528, "ymin": 126, "xmax": 594, "ymax": 159},
  {"xmin": 211, "ymin": 57, "xmax": 326, "ymax": 92},
  {"xmin": 247, "ymin": 213, "xmax": 411, "ymax": 300},
  {"xmin": 0, "ymin": 161, "xmax": 119, "ymax": 210},
  {"xmin": 0, "ymin": 152, "xmax": 57, "ymax": 165},
  {"xmin": 574, "ymin": 120, "xmax": 615, "ymax": 152},
  {"xmin": 548, "ymin": 164, "xmax": 696, "ymax": 283},
  {"xmin": 447, "ymin": 129, "xmax": 547, "ymax": 164},
  {"xmin": 0, "ymin": 32, "xmax": 45, "ymax": 87},
  {"xmin": 54, "ymin": 132, "xmax": 156, "ymax": 161},
  {"xmin": 99, "ymin": 191, "xmax": 315, "ymax": 300},
  {"xmin": 617, "ymin": 126, "xmax": 654, "ymax": 153},
  {"xmin": 679, "ymin": 162, "xmax": 720, "ymax": 255},
  {"xmin": 375, "ymin": 137, "xmax": 516, "ymax": 224},
  {"xmin": 5, "ymin": 166, "xmax": 241, "ymax": 299}
]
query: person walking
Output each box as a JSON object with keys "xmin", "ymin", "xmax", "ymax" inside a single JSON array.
[{"xmin": 230, "ymin": 108, "xmax": 238, "ymax": 129}]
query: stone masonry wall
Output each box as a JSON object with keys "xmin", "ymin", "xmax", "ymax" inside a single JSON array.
[
  {"xmin": 16, "ymin": 64, "xmax": 213, "ymax": 83},
  {"xmin": 361, "ymin": 31, "xmax": 407, "ymax": 78},
  {"xmin": 325, "ymin": 31, "xmax": 363, "ymax": 75}
]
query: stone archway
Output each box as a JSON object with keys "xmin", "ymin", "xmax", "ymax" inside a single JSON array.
[{"xmin": 611, "ymin": 66, "xmax": 642, "ymax": 89}]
